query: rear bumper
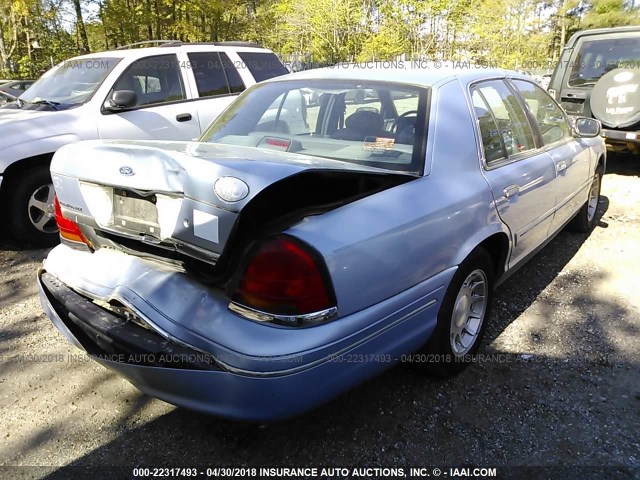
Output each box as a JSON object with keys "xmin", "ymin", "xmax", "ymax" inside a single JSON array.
[
  {"xmin": 601, "ymin": 128, "xmax": 640, "ymax": 149},
  {"xmin": 38, "ymin": 245, "xmax": 449, "ymax": 420}
]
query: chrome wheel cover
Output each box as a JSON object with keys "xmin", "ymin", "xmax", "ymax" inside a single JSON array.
[{"xmin": 450, "ymin": 269, "xmax": 488, "ymax": 356}]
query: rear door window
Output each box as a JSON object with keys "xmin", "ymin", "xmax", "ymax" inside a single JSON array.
[
  {"xmin": 237, "ymin": 52, "xmax": 289, "ymax": 82},
  {"xmin": 472, "ymin": 90, "xmax": 506, "ymax": 163},
  {"xmin": 473, "ymin": 80, "xmax": 536, "ymax": 160},
  {"xmin": 188, "ymin": 52, "xmax": 245, "ymax": 98}
]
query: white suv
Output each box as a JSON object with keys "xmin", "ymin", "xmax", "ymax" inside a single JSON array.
[{"xmin": 0, "ymin": 41, "xmax": 288, "ymax": 246}]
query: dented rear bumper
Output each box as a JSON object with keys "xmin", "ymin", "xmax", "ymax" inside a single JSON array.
[{"xmin": 38, "ymin": 244, "xmax": 451, "ymax": 420}]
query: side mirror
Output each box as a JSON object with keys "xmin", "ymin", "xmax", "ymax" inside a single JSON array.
[
  {"xmin": 574, "ymin": 117, "xmax": 601, "ymax": 138},
  {"xmin": 105, "ymin": 90, "xmax": 137, "ymax": 111}
]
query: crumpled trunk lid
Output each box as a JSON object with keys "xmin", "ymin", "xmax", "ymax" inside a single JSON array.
[{"xmin": 51, "ymin": 139, "xmax": 413, "ymax": 268}]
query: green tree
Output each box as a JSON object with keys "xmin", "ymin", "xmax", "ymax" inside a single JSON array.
[{"xmin": 582, "ymin": 0, "xmax": 640, "ymax": 28}]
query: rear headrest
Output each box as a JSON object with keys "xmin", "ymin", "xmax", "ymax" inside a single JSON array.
[{"xmin": 345, "ymin": 110, "xmax": 384, "ymax": 132}]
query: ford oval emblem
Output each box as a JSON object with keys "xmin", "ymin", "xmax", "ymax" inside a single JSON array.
[
  {"xmin": 119, "ymin": 166, "xmax": 135, "ymax": 176},
  {"xmin": 214, "ymin": 176, "xmax": 249, "ymax": 203}
]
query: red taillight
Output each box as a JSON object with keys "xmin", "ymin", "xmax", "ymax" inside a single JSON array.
[
  {"xmin": 234, "ymin": 237, "xmax": 334, "ymax": 316},
  {"xmin": 53, "ymin": 196, "xmax": 89, "ymax": 245}
]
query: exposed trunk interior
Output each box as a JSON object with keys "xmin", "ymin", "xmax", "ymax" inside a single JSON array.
[
  {"xmin": 88, "ymin": 169, "xmax": 415, "ymax": 287},
  {"xmin": 210, "ymin": 170, "xmax": 414, "ymax": 285}
]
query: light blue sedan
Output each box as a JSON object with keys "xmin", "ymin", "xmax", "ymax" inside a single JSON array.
[{"xmin": 38, "ymin": 66, "xmax": 606, "ymax": 420}]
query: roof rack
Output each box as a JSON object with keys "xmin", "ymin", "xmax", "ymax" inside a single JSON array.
[
  {"xmin": 115, "ymin": 40, "xmax": 264, "ymax": 50},
  {"xmin": 116, "ymin": 40, "xmax": 181, "ymax": 50},
  {"xmin": 193, "ymin": 41, "xmax": 264, "ymax": 48}
]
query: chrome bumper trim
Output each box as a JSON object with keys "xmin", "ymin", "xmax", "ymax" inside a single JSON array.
[{"xmin": 228, "ymin": 302, "xmax": 338, "ymax": 327}]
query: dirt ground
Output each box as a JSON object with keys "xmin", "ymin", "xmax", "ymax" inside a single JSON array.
[{"xmin": 0, "ymin": 154, "xmax": 639, "ymax": 480}]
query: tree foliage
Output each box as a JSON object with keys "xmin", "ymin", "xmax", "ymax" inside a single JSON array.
[{"xmin": 0, "ymin": 0, "xmax": 638, "ymax": 78}]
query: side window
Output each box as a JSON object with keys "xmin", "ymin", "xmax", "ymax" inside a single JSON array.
[
  {"xmin": 392, "ymin": 91, "xmax": 420, "ymax": 116},
  {"xmin": 511, "ymin": 79, "xmax": 571, "ymax": 145},
  {"xmin": 256, "ymin": 90, "xmax": 310, "ymax": 135},
  {"xmin": 112, "ymin": 55, "xmax": 185, "ymax": 107},
  {"xmin": 475, "ymin": 80, "xmax": 536, "ymax": 158},
  {"xmin": 472, "ymin": 89, "xmax": 506, "ymax": 163},
  {"xmin": 219, "ymin": 53, "xmax": 245, "ymax": 93},
  {"xmin": 188, "ymin": 52, "xmax": 246, "ymax": 98},
  {"xmin": 390, "ymin": 92, "xmax": 420, "ymax": 145},
  {"xmin": 345, "ymin": 89, "xmax": 382, "ymax": 117},
  {"xmin": 237, "ymin": 52, "xmax": 289, "ymax": 82},
  {"xmin": 188, "ymin": 52, "xmax": 229, "ymax": 97}
]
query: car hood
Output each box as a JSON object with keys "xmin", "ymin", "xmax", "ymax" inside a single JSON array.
[
  {"xmin": 51, "ymin": 140, "xmax": 412, "ymax": 262},
  {"xmin": 0, "ymin": 108, "xmax": 81, "ymax": 150},
  {"xmin": 0, "ymin": 107, "xmax": 56, "ymax": 122}
]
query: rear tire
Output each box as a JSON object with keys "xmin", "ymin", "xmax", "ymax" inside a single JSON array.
[
  {"xmin": 6, "ymin": 167, "xmax": 59, "ymax": 247},
  {"xmin": 569, "ymin": 168, "xmax": 603, "ymax": 233},
  {"xmin": 420, "ymin": 248, "xmax": 494, "ymax": 377}
]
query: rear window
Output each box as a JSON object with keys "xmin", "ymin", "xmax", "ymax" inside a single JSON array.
[
  {"xmin": 237, "ymin": 52, "xmax": 289, "ymax": 82},
  {"xmin": 568, "ymin": 37, "xmax": 640, "ymax": 87},
  {"xmin": 200, "ymin": 79, "xmax": 428, "ymax": 175}
]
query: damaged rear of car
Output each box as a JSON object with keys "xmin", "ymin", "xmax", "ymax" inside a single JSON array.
[{"xmin": 38, "ymin": 74, "xmax": 450, "ymax": 419}]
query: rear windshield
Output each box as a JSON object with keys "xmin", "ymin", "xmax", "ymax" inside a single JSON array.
[
  {"xmin": 237, "ymin": 52, "xmax": 289, "ymax": 82},
  {"xmin": 200, "ymin": 79, "xmax": 428, "ymax": 174},
  {"xmin": 569, "ymin": 37, "xmax": 640, "ymax": 86}
]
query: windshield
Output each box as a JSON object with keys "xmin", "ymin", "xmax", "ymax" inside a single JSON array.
[
  {"xmin": 200, "ymin": 79, "xmax": 427, "ymax": 174},
  {"xmin": 569, "ymin": 37, "xmax": 640, "ymax": 87},
  {"xmin": 20, "ymin": 57, "xmax": 122, "ymax": 105}
]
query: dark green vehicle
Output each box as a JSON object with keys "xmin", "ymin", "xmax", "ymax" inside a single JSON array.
[{"xmin": 549, "ymin": 26, "xmax": 640, "ymax": 154}]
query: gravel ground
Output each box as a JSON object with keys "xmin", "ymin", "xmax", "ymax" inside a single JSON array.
[{"xmin": 0, "ymin": 155, "xmax": 639, "ymax": 479}]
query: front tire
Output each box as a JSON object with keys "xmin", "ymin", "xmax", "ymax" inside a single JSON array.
[
  {"xmin": 569, "ymin": 168, "xmax": 603, "ymax": 233},
  {"xmin": 6, "ymin": 167, "xmax": 59, "ymax": 247},
  {"xmin": 421, "ymin": 248, "xmax": 494, "ymax": 377}
]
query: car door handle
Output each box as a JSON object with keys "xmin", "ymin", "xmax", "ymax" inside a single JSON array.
[
  {"xmin": 503, "ymin": 185, "xmax": 520, "ymax": 198},
  {"xmin": 176, "ymin": 113, "xmax": 192, "ymax": 122},
  {"xmin": 556, "ymin": 161, "xmax": 567, "ymax": 173}
]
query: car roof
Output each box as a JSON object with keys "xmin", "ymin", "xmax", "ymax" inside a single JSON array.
[
  {"xmin": 265, "ymin": 63, "xmax": 527, "ymax": 88},
  {"xmin": 64, "ymin": 43, "xmax": 276, "ymax": 62},
  {"xmin": 565, "ymin": 26, "xmax": 640, "ymax": 47}
]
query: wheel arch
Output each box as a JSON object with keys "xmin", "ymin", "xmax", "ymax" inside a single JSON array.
[
  {"xmin": 0, "ymin": 153, "xmax": 55, "ymax": 199},
  {"xmin": 3, "ymin": 152, "xmax": 54, "ymax": 176},
  {"xmin": 596, "ymin": 153, "xmax": 606, "ymax": 174},
  {"xmin": 456, "ymin": 229, "xmax": 511, "ymax": 285}
]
